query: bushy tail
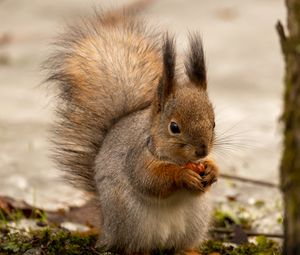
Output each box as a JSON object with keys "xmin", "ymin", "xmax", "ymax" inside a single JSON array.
[{"xmin": 46, "ymin": 4, "xmax": 162, "ymax": 193}]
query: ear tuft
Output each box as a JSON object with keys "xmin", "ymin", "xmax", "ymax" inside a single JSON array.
[
  {"xmin": 156, "ymin": 33, "xmax": 176, "ymax": 112},
  {"xmin": 185, "ymin": 33, "xmax": 207, "ymax": 89},
  {"xmin": 162, "ymin": 33, "xmax": 176, "ymax": 85}
]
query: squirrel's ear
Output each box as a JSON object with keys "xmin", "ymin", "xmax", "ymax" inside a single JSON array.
[
  {"xmin": 185, "ymin": 33, "xmax": 207, "ymax": 89},
  {"xmin": 156, "ymin": 33, "xmax": 176, "ymax": 112}
]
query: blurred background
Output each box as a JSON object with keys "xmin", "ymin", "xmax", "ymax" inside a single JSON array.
[{"xmin": 0, "ymin": 0, "xmax": 284, "ymax": 233}]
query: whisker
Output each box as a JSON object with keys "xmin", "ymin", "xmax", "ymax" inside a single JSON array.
[
  {"xmin": 215, "ymin": 130, "xmax": 257, "ymax": 140},
  {"xmin": 214, "ymin": 118, "xmax": 249, "ymax": 139},
  {"xmin": 214, "ymin": 142, "xmax": 258, "ymax": 149},
  {"xmin": 211, "ymin": 149, "xmax": 233, "ymax": 159}
]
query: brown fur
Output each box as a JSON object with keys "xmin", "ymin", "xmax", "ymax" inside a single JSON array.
[
  {"xmin": 143, "ymin": 156, "xmax": 218, "ymax": 198},
  {"xmin": 46, "ymin": 13, "xmax": 162, "ymax": 192}
]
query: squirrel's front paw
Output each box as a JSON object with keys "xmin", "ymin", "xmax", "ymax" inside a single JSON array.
[
  {"xmin": 178, "ymin": 160, "xmax": 218, "ymax": 193},
  {"xmin": 176, "ymin": 168, "xmax": 204, "ymax": 192},
  {"xmin": 201, "ymin": 159, "xmax": 219, "ymax": 188}
]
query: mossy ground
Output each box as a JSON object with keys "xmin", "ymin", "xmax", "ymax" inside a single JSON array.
[
  {"xmin": 0, "ymin": 196, "xmax": 281, "ymax": 255},
  {"xmin": 0, "ymin": 227, "xmax": 100, "ymax": 255},
  {"xmin": 0, "ymin": 225, "xmax": 281, "ymax": 255}
]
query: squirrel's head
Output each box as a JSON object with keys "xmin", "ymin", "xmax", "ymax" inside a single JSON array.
[{"xmin": 150, "ymin": 34, "xmax": 215, "ymax": 165}]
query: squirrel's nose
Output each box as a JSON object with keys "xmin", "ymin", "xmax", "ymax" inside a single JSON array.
[{"xmin": 195, "ymin": 145, "xmax": 208, "ymax": 158}]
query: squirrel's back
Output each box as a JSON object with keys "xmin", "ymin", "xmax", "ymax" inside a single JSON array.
[{"xmin": 46, "ymin": 14, "xmax": 162, "ymax": 192}]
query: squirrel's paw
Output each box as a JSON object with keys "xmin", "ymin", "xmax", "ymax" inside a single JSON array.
[
  {"xmin": 177, "ymin": 168, "xmax": 205, "ymax": 192},
  {"xmin": 200, "ymin": 159, "xmax": 219, "ymax": 188},
  {"xmin": 180, "ymin": 160, "xmax": 218, "ymax": 193}
]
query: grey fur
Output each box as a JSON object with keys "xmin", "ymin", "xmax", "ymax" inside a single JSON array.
[{"xmin": 95, "ymin": 109, "xmax": 212, "ymax": 253}]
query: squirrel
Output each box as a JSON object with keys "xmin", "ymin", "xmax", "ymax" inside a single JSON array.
[{"xmin": 46, "ymin": 9, "xmax": 219, "ymax": 255}]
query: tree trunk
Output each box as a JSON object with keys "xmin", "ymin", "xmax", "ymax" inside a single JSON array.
[{"xmin": 277, "ymin": 0, "xmax": 300, "ymax": 254}]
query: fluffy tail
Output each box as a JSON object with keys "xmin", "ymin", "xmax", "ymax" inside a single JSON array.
[{"xmin": 46, "ymin": 5, "xmax": 162, "ymax": 193}]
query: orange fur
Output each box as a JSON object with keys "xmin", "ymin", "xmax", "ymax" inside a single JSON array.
[
  {"xmin": 144, "ymin": 157, "xmax": 219, "ymax": 198},
  {"xmin": 185, "ymin": 162, "xmax": 205, "ymax": 174}
]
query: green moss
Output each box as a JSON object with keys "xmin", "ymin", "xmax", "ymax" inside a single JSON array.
[
  {"xmin": 0, "ymin": 225, "xmax": 281, "ymax": 255},
  {"xmin": 0, "ymin": 209, "xmax": 280, "ymax": 255},
  {"xmin": 214, "ymin": 208, "xmax": 252, "ymax": 230},
  {"xmin": 0, "ymin": 208, "xmax": 25, "ymax": 223},
  {"xmin": 253, "ymin": 200, "xmax": 265, "ymax": 209},
  {"xmin": 277, "ymin": 215, "xmax": 283, "ymax": 224},
  {"xmin": 214, "ymin": 209, "xmax": 237, "ymax": 228},
  {"xmin": 0, "ymin": 227, "xmax": 101, "ymax": 255},
  {"xmin": 200, "ymin": 236, "xmax": 281, "ymax": 255},
  {"xmin": 0, "ymin": 232, "xmax": 32, "ymax": 254}
]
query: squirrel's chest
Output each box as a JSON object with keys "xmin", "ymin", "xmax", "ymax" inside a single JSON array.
[{"xmin": 135, "ymin": 191, "xmax": 212, "ymax": 248}]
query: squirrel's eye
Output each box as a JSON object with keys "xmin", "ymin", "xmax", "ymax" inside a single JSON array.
[
  {"xmin": 213, "ymin": 121, "xmax": 216, "ymax": 129},
  {"xmin": 169, "ymin": 122, "xmax": 181, "ymax": 134}
]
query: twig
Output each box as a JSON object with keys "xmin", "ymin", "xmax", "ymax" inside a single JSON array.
[
  {"xmin": 276, "ymin": 21, "xmax": 286, "ymax": 43},
  {"xmin": 276, "ymin": 20, "xmax": 287, "ymax": 56},
  {"xmin": 220, "ymin": 173, "xmax": 279, "ymax": 188},
  {"xmin": 211, "ymin": 227, "xmax": 284, "ymax": 239}
]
